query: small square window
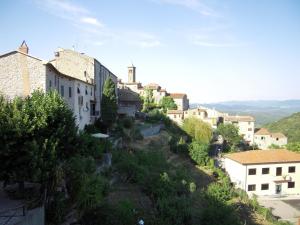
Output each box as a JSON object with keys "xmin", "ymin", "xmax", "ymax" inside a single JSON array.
[
  {"xmin": 248, "ymin": 184, "xmax": 256, "ymax": 191},
  {"xmin": 288, "ymin": 166, "xmax": 296, "ymax": 173},
  {"xmin": 248, "ymin": 169, "xmax": 256, "ymax": 175},
  {"xmin": 262, "ymin": 168, "xmax": 269, "ymax": 174},
  {"xmin": 60, "ymin": 85, "xmax": 64, "ymax": 97},
  {"xmin": 261, "ymin": 184, "xmax": 269, "ymax": 190},
  {"xmin": 288, "ymin": 182, "xmax": 295, "ymax": 188},
  {"xmin": 49, "ymin": 80, "xmax": 52, "ymax": 88},
  {"xmin": 276, "ymin": 167, "xmax": 282, "ymax": 176},
  {"xmin": 69, "ymin": 87, "xmax": 72, "ymax": 98}
]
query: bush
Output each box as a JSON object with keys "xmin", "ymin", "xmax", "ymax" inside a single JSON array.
[
  {"xmin": 206, "ymin": 182, "xmax": 232, "ymax": 203},
  {"xmin": 121, "ymin": 117, "xmax": 134, "ymax": 129},
  {"xmin": 80, "ymin": 200, "xmax": 137, "ymax": 225},
  {"xmin": 77, "ymin": 174, "xmax": 109, "ymax": 211},
  {"xmin": 189, "ymin": 141, "xmax": 210, "ymax": 166},
  {"xmin": 46, "ymin": 191, "xmax": 68, "ymax": 225}
]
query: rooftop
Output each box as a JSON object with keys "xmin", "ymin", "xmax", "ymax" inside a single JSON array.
[
  {"xmin": 167, "ymin": 110, "xmax": 184, "ymax": 114},
  {"xmin": 170, "ymin": 93, "xmax": 186, "ymax": 99},
  {"xmin": 225, "ymin": 149, "xmax": 300, "ymax": 165},
  {"xmin": 255, "ymin": 128, "xmax": 271, "ymax": 135},
  {"xmin": 225, "ymin": 115, "xmax": 255, "ymax": 122}
]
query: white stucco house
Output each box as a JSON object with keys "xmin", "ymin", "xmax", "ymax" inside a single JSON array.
[
  {"xmin": 224, "ymin": 149, "xmax": 300, "ymax": 196},
  {"xmin": 224, "ymin": 115, "xmax": 255, "ymax": 145},
  {"xmin": 254, "ymin": 128, "xmax": 288, "ymax": 149}
]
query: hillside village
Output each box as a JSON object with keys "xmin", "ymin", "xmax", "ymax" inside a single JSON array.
[{"xmin": 0, "ymin": 42, "xmax": 299, "ymax": 225}]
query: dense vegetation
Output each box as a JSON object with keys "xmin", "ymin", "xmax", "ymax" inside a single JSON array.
[
  {"xmin": 0, "ymin": 91, "xmax": 109, "ymax": 224},
  {"xmin": 266, "ymin": 112, "xmax": 300, "ymax": 143}
]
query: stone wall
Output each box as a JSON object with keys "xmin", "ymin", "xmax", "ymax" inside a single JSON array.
[{"xmin": 0, "ymin": 52, "xmax": 45, "ymax": 99}]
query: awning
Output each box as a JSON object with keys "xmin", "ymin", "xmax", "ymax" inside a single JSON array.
[{"xmin": 91, "ymin": 133, "xmax": 109, "ymax": 139}]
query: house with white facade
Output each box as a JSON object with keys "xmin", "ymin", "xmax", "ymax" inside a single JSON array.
[
  {"xmin": 169, "ymin": 93, "xmax": 189, "ymax": 111},
  {"xmin": 0, "ymin": 41, "xmax": 118, "ymax": 130},
  {"xmin": 224, "ymin": 115, "xmax": 255, "ymax": 145},
  {"xmin": 254, "ymin": 128, "xmax": 288, "ymax": 149},
  {"xmin": 166, "ymin": 110, "xmax": 184, "ymax": 125},
  {"xmin": 224, "ymin": 149, "xmax": 300, "ymax": 196}
]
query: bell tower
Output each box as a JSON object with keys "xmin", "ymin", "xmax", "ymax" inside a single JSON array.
[
  {"xmin": 128, "ymin": 64, "xmax": 136, "ymax": 83},
  {"xmin": 19, "ymin": 40, "xmax": 29, "ymax": 54}
]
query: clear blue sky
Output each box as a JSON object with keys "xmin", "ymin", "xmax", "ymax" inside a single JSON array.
[{"xmin": 1, "ymin": 0, "xmax": 299, "ymax": 103}]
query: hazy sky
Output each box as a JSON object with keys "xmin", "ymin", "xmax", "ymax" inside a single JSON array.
[{"xmin": 1, "ymin": 0, "xmax": 300, "ymax": 103}]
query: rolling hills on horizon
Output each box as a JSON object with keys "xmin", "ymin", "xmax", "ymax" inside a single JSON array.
[{"xmin": 191, "ymin": 100, "xmax": 300, "ymax": 127}]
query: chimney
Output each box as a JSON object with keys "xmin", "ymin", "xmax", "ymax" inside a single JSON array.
[{"xmin": 19, "ymin": 41, "xmax": 29, "ymax": 54}]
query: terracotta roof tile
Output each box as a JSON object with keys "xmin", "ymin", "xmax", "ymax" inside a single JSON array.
[
  {"xmin": 255, "ymin": 128, "xmax": 270, "ymax": 135},
  {"xmin": 225, "ymin": 149, "xmax": 300, "ymax": 165},
  {"xmin": 225, "ymin": 115, "xmax": 255, "ymax": 122},
  {"xmin": 167, "ymin": 110, "xmax": 184, "ymax": 114},
  {"xmin": 170, "ymin": 93, "xmax": 186, "ymax": 99}
]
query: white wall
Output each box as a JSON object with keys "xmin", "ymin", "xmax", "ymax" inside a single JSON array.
[{"xmin": 225, "ymin": 158, "xmax": 300, "ymax": 196}]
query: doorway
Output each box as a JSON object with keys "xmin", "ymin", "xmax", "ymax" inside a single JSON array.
[{"xmin": 275, "ymin": 184, "xmax": 282, "ymax": 194}]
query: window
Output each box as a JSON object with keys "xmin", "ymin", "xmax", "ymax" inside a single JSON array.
[
  {"xmin": 288, "ymin": 182, "xmax": 295, "ymax": 188},
  {"xmin": 248, "ymin": 128, "xmax": 252, "ymax": 131},
  {"xmin": 60, "ymin": 85, "xmax": 64, "ymax": 97},
  {"xmin": 276, "ymin": 167, "xmax": 282, "ymax": 176},
  {"xmin": 85, "ymin": 86, "xmax": 88, "ymax": 95},
  {"xmin": 248, "ymin": 184, "xmax": 256, "ymax": 191},
  {"xmin": 262, "ymin": 168, "xmax": 270, "ymax": 174},
  {"xmin": 174, "ymin": 115, "xmax": 177, "ymax": 118},
  {"xmin": 49, "ymin": 80, "xmax": 52, "ymax": 88},
  {"xmin": 77, "ymin": 87, "xmax": 80, "ymax": 94},
  {"xmin": 261, "ymin": 137, "xmax": 264, "ymax": 140},
  {"xmin": 86, "ymin": 102, "xmax": 89, "ymax": 111},
  {"xmin": 90, "ymin": 87, "xmax": 92, "ymax": 96},
  {"xmin": 248, "ymin": 168, "xmax": 256, "ymax": 175},
  {"xmin": 276, "ymin": 138, "xmax": 279, "ymax": 141},
  {"xmin": 261, "ymin": 184, "xmax": 269, "ymax": 190},
  {"xmin": 288, "ymin": 166, "xmax": 296, "ymax": 173},
  {"xmin": 69, "ymin": 87, "xmax": 72, "ymax": 98}
]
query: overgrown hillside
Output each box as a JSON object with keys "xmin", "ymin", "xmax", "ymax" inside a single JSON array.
[{"xmin": 266, "ymin": 112, "xmax": 300, "ymax": 143}]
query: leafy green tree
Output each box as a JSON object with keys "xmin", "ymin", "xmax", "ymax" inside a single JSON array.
[
  {"xmin": 188, "ymin": 141, "xmax": 210, "ymax": 166},
  {"xmin": 182, "ymin": 117, "xmax": 212, "ymax": 144},
  {"xmin": 286, "ymin": 142, "xmax": 300, "ymax": 152},
  {"xmin": 142, "ymin": 88, "xmax": 155, "ymax": 112},
  {"xmin": 0, "ymin": 90, "xmax": 77, "ymax": 194},
  {"xmin": 160, "ymin": 96, "xmax": 177, "ymax": 112},
  {"xmin": 101, "ymin": 78, "xmax": 117, "ymax": 128},
  {"xmin": 216, "ymin": 123, "xmax": 243, "ymax": 151}
]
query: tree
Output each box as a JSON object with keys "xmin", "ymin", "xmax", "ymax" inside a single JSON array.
[
  {"xmin": 0, "ymin": 90, "xmax": 78, "ymax": 194},
  {"xmin": 182, "ymin": 117, "xmax": 212, "ymax": 144},
  {"xmin": 142, "ymin": 88, "xmax": 155, "ymax": 112},
  {"xmin": 216, "ymin": 123, "xmax": 243, "ymax": 151},
  {"xmin": 101, "ymin": 78, "xmax": 117, "ymax": 128},
  {"xmin": 188, "ymin": 141, "xmax": 210, "ymax": 166},
  {"xmin": 286, "ymin": 142, "xmax": 300, "ymax": 152},
  {"xmin": 160, "ymin": 96, "xmax": 177, "ymax": 112}
]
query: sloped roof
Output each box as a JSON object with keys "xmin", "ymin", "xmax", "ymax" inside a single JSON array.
[
  {"xmin": 225, "ymin": 115, "xmax": 255, "ymax": 122},
  {"xmin": 118, "ymin": 88, "xmax": 141, "ymax": 102},
  {"xmin": 271, "ymin": 132, "xmax": 287, "ymax": 139},
  {"xmin": 255, "ymin": 128, "xmax": 271, "ymax": 135},
  {"xmin": 225, "ymin": 149, "xmax": 300, "ymax": 165},
  {"xmin": 167, "ymin": 110, "xmax": 184, "ymax": 114},
  {"xmin": 170, "ymin": 93, "xmax": 186, "ymax": 99}
]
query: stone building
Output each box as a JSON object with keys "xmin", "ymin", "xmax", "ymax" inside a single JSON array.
[
  {"xmin": 224, "ymin": 115, "xmax": 255, "ymax": 145},
  {"xmin": 254, "ymin": 128, "xmax": 287, "ymax": 149},
  {"xmin": 166, "ymin": 110, "xmax": 184, "ymax": 125},
  {"xmin": 118, "ymin": 65, "xmax": 168, "ymax": 104},
  {"xmin": 0, "ymin": 42, "xmax": 118, "ymax": 130},
  {"xmin": 117, "ymin": 87, "xmax": 141, "ymax": 117},
  {"xmin": 169, "ymin": 93, "xmax": 189, "ymax": 111}
]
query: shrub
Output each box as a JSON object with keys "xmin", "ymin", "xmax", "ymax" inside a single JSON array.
[
  {"xmin": 206, "ymin": 182, "xmax": 232, "ymax": 203},
  {"xmin": 182, "ymin": 117, "xmax": 212, "ymax": 144},
  {"xmin": 189, "ymin": 141, "xmax": 210, "ymax": 166},
  {"xmin": 46, "ymin": 191, "xmax": 68, "ymax": 225}
]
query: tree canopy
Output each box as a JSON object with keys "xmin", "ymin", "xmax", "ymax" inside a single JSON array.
[
  {"xmin": 101, "ymin": 78, "xmax": 117, "ymax": 128},
  {"xmin": 159, "ymin": 96, "xmax": 177, "ymax": 112},
  {"xmin": 182, "ymin": 117, "xmax": 212, "ymax": 144},
  {"xmin": 216, "ymin": 123, "xmax": 243, "ymax": 151}
]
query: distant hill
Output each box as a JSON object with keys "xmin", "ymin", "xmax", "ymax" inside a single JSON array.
[
  {"xmin": 265, "ymin": 112, "xmax": 300, "ymax": 143},
  {"xmin": 191, "ymin": 100, "xmax": 300, "ymax": 127}
]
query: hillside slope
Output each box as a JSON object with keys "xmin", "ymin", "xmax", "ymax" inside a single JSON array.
[{"xmin": 266, "ymin": 112, "xmax": 300, "ymax": 143}]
